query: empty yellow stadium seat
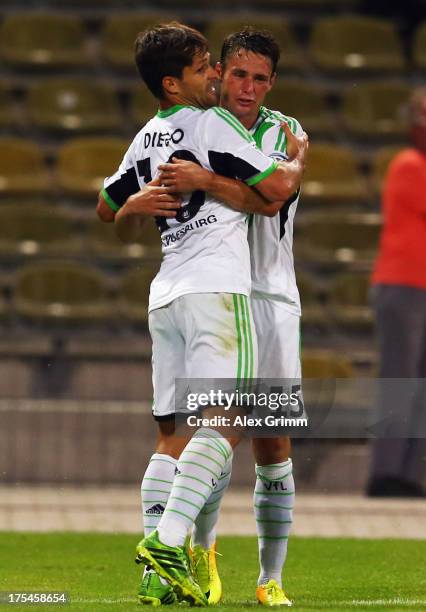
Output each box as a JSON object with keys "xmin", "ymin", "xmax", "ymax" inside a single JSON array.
[
  {"xmin": 56, "ymin": 137, "xmax": 129, "ymax": 197},
  {"xmin": 342, "ymin": 81, "xmax": 410, "ymax": 139},
  {"xmin": 330, "ymin": 272, "xmax": 373, "ymax": 329},
  {"xmin": 265, "ymin": 79, "xmax": 332, "ymax": 134},
  {"xmin": 14, "ymin": 261, "xmax": 111, "ymax": 322},
  {"xmin": 118, "ymin": 265, "xmax": 160, "ymax": 322},
  {"xmin": 297, "ymin": 212, "xmax": 381, "ymax": 265},
  {"xmin": 28, "ymin": 79, "xmax": 122, "ymax": 133},
  {"xmin": 370, "ymin": 146, "xmax": 404, "ymax": 197},
  {"xmin": 310, "ymin": 16, "xmax": 404, "ymax": 72},
  {"xmin": 0, "ymin": 138, "xmax": 50, "ymax": 195},
  {"xmin": 0, "ymin": 13, "xmax": 87, "ymax": 68},
  {"xmin": 302, "ymin": 143, "xmax": 367, "ymax": 205}
]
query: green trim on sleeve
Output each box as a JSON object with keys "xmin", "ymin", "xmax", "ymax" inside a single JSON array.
[
  {"xmin": 245, "ymin": 160, "xmax": 278, "ymax": 187},
  {"xmin": 101, "ymin": 188, "xmax": 120, "ymax": 212}
]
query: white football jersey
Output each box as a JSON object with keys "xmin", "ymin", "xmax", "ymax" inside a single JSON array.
[
  {"xmin": 103, "ymin": 104, "xmax": 277, "ymax": 312},
  {"xmin": 248, "ymin": 106, "xmax": 302, "ymax": 316}
]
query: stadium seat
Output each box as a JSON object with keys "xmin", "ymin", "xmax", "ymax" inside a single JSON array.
[
  {"xmin": 0, "ymin": 138, "xmax": 50, "ymax": 195},
  {"xmin": 342, "ymin": 81, "xmax": 411, "ymax": 139},
  {"xmin": 205, "ymin": 17, "xmax": 303, "ymax": 68},
  {"xmin": 370, "ymin": 146, "xmax": 404, "ymax": 197},
  {"xmin": 0, "ymin": 13, "xmax": 87, "ymax": 68},
  {"xmin": 296, "ymin": 272, "xmax": 328, "ymax": 327},
  {"xmin": 0, "ymin": 205, "xmax": 79, "ymax": 258},
  {"xmin": 413, "ymin": 22, "xmax": 426, "ymax": 69},
  {"xmin": 309, "ymin": 16, "xmax": 404, "ymax": 73},
  {"xmin": 130, "ymin": 85, "xmax": 160, "ymax": 128},
  {"xmin": 330, "ymin": 273, "xmax": 373, "ymax": 329},
  {"xmin": 14, "ymin": 261, "xmax": 111, "ymax": 322},
  {"xmin": 27, "ymin": 79, "xmax": 123, "ymax": 133},
  {"xmin": 87, "ymin": 218, "xmax": 161, "ymax": 260},
  {"xmin": 56, "ymin": 137, "xmax": 129, "ymax": 197},
  {"xmin": 101, "ymin": 13, "xmax": 177, "ymax": 69},
  {"xmin": 296, "ymin": 212, "xmax": 381, "ymax": 266},
  {"xmin": 265, "ymin": 79, "xmax": 332, "ymax": 135},
  {"xmin": 118, "ymin": 265, "xmax": 160, "ymax": 322},
  {"xmin": 301, "ymin": 143, "xmax": 367, "ymax": 205},
  {"xmin": 302, "ymin": 350, "xmax": 355, "ymax": 378},
  {"xmin": 0, "ymin": 86, "xmax": 20, "ymax": 129}
]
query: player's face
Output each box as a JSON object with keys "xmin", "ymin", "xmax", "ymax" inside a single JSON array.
[
  {"xmin": 178, "ymin": 51, "xmax": 219, "ymax": 109},
  {"xmin": 219, "ymin": 50, "xmax": 275, "ymax": 128}
]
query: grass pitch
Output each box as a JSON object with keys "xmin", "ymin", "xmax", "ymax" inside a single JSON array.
[{"xmin": 1, "ymin": 533, "xmax": 425, "ymax": 611}]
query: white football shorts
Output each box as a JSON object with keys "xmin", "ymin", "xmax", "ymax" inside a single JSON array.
[
  {"xmin": 149, "ymin": 293, "xmax": 258, "ymax": 420},
  {"xmin": 251, "ymin": 294, "xmax": 301, "ymax": 379}
]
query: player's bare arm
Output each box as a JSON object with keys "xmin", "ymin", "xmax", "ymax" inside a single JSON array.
[
  {"xmin": 96, "ymin": 194, "xmax": 116, "ymax": 223},
  {"xmin": 115, "ymin": 179, "xmax": 181, "ymax": 243},
  {"xmin": 159, "ymin": 158, "xmax": 281, "ymax": 217}
]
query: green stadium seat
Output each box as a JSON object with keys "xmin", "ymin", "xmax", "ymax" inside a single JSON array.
[
  {"xmin": 342, "ymin": 81, "xmax": 411, "ymax": 139},
  {"xmin": 205, "ymin": 17, "xmax": 303, "ymax": 69},
  {"xmin": 0, "ymin": 205, "xmax": 79, "ymax": 258},
  {"xmin": 101, "ymin": 13, "xmax": 177, "ymax": 69},
  {"xmin": 28, "ymin": 79, "xmax": 123, "ymax": 133},
  {"xmin": 118, "ymin": 265, "xmax": 160, "ymax": 322},
  {"xmin": 413, "ymin": 22, "xmax": 426, "ymax": 69},
  {"xmin": 296, "ymin": 212, "xmax": 381, "ymax": 266},
  {"xmin": 265, "ymin": 79, "xmax": 332, "ymax": 135},
  {"xmin": 14, "ymin": 261, "xmax": 111, "ymax": 322},
  {"xmin": 130, "ymin": 85, "xmax": 160, "ymax": 128},
  {"xmin": 0, "ymin": 13, "xmax": 87, "ymax": 68},
  {"xmin": 0, "ymin": 138, "xmax": 50, "ymax": 195},
  {"xmin": 296, "ymin": 271, "xmax": 328, "ymax": 327},
  {"xmin": 370, "ymin": 146, "xmax": 404, "ymax": 197},
  {"xmin": 56, "ymin": 137, "xmax": 129, "ymax": 197},
  {"xmin": 310, "ymin": 16, "xmax": 404, "ymax": 73},
  {"xmin": 301, "ymin": 143, "xmax": 367, "ymax": 205},
  {"xmin": 87, "ymin": 218, "xmax": 161, "ymax": 261},
  {"xmin": 330, "ymin": 272, "xmax": 373, "ymax": 329}
]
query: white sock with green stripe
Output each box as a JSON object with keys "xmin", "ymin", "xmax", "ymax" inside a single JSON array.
[
  {"xmin": 254, "ymin": 459, "xmax": 295, "ymax": 587},
  {"xmin": 192, "ymin": 458, "xmax": 232, "ymax": 549},
  {"xmin": 157, "ymin": 428, "xmax": 233, "ymax": 548},
  {"xmin": 141, "ymin": 453, "xmax": 177, "ymax": 536}
]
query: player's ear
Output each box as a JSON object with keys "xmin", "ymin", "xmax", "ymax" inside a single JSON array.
[
  {"xmin": 269, "ymin": 72, "xmax": 277, "ymax": 90},
  {"xmin": 162, "ymin": 75, "xmax": 180, "ymax": 98},
  {"xmin": 215, "ymin": 61, "xmax": 222, "ymax": 78}
]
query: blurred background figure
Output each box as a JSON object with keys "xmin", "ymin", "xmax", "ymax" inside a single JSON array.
[{"xmin": 368, "ymin": 88, "xmax": 426, "ymax": 498}]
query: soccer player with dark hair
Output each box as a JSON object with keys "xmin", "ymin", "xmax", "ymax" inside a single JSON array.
[
  {"xmin": 96, "ymin": 22, "xmax": 307, "ymax": 607},
  {"xmin": 159, "ymin": 28, "xmax": 304, "ymax": 607}
]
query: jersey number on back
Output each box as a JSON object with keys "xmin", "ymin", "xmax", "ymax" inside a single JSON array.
[{"xmin": 138, "ymin": 151, "xmax": 206, "ymax": 234}]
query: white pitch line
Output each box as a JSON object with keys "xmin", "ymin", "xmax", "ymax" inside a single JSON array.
[{"xmin": 70, "ymin": 597, "xmax": 426, "ymax": 606}]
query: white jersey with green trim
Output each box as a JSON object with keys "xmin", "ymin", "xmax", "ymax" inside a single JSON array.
[
  {"xmin": 103, "ymin": 104, "xmax": 277, "ymax": 312},
  {"xmin": 248, "ymin": 106, "xmax": 302, "ymax": 315}
]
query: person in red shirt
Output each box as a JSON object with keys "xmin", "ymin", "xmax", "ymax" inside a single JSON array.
[{"xmin": 368, "ymin": 87, "xmax": 426, "ymax": 497}]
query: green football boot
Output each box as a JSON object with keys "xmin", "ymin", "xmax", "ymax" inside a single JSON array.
[
  {"xmin": 135, "ymin": 530, "xmax": 207, "ymax": 607},
  {"xmin": 138, "ymin": 569, "xmax": 177, "ymax": 606}
]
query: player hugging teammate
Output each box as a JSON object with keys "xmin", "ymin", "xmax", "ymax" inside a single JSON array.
[{"xmin": 97, "ymin": 22, "xmax": 307, "ymax": 607}]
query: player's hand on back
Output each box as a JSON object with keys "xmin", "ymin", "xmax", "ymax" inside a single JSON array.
[
  {"xmin": 281, "ymin": 122, "xmax": 309, "ymax": 169},
  {"xmin": 126, "ymin": 177, "xmax": 182, "ymax": 218},
  {"xmin": 158, "ymin": 158, "xmax": 213, "ymax": 193}
]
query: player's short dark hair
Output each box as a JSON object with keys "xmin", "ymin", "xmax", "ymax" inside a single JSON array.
[
  {"xmin": 135, "ymin": 22, "xmax": 209, "ymax": 99},
  {"xmin": 220, "ymin": 29, "xmax": 280, "ymax": 75}
]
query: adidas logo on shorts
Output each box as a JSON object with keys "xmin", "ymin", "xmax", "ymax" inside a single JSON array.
[{"xmin": 146, "ymin": 504, "xmax": 165, "ymax": 515}]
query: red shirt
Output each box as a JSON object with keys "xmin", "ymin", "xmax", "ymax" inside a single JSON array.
[{"xmin": 372, "ymin": 148, "xmax": 426, "ymax": 289}]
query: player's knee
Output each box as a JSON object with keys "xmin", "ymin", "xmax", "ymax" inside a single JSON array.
[{"xmin": 252, "ymin": 436, "xmax": 291, "ymax": 464}]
